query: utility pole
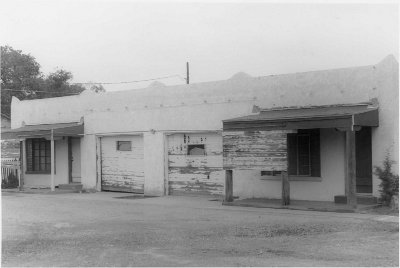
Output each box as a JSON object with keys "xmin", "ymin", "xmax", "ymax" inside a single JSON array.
[{"xmin": 186, "ymin": 62, "xmax": 189, "ymax": 84}]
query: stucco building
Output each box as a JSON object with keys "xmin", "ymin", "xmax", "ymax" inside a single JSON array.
[{"xmin": 4, "ymin": 55, "xmax": 398, "ymax": 204}]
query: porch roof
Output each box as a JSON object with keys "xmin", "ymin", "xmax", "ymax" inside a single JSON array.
[
  {"xmin": 1, "ymin": 122, "xmax": 84, "ymax": 140},
  {"xmin": 223, "ymin": 102, "xmax": 379, "ymax": 131}
]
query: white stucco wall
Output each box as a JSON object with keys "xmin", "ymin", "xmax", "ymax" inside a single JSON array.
[
  {"xmin": 23, "ymin": 138, "xmax": 69, "ymax": 187},
  {"xmin": 143, "ymin": 132, "xmax": 165, "ymax": 196},
  {"xmin": 11, "ymin": 55, "xmax": 398, "ymax": 199}
]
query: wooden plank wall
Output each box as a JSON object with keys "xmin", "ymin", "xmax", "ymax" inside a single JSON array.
[
  {"xmin": 101, "ymin": 136, "xmax": 145, "ymax": 193},
  {"xmin": 223, "ymin": 130, "xmax": 288, "ymax": 170},
  {"xmin": 168, "ymin": 133, "xmax": 224, "ymax": 196}
]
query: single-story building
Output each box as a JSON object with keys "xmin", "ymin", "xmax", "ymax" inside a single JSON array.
[{"xmin": 3, "ymin": 55, "xmax": 398, "ymax": 205}]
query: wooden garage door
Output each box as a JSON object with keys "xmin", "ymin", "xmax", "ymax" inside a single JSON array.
[
  {"xmin": 168, "ymin": 133, "xmax": 224, "ymax": 196},
  {"xmin": 101, "ymin": 135, "xmax": 144, "ymax": 193}
]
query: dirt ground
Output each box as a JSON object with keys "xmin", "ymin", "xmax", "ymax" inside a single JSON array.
[{"xmin": 1, "ymin": 192, "xmax": 399, "ymax": 267}]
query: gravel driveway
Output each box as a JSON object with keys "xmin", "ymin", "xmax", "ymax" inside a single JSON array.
[{"xmin": 2, "ymin": 192, "xmax": 399, "ymax": 267}]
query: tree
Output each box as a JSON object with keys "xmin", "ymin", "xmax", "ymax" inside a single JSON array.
[
  {"xmin": 1, "ymin": 46, "xmax": 42, "ymax": 115},
  {"xmin": 39, "ymin": 69, "xmax": 85, "ymax": 98},
  {"xmin": 89, "ymin": 84, "xmax": 106, "ymax": 93},
  {"xmin": 1, "ymin": 45, "xmax": 87, "ymax": 116}
]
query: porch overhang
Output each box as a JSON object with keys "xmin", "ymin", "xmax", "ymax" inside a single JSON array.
[
  {"xmin": 223, "ymin": 103, "xmax": 378, "ymax": 131},
  {"xmin": 1, "ymin": 122, "xmax": 84, "ymax": 140}
]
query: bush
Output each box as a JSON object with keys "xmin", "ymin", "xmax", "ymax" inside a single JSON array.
[
  {"xmin": 374, "ymin": 154, "xmax": 399, "ymax": 205},
  {"xmin": 1, "ymin": 172, "xmax": 19, "ymax": 189}
]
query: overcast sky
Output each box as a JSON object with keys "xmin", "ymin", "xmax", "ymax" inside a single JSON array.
[{"xmin": 1, "ymin": 0, "xmax": 398, "ymax": 91}]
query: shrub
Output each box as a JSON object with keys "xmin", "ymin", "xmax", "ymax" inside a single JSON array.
[
  {"xmin": 1, "ymin": 172, "xmax": 19, "ymax": 189},
  {"xmin": 374, "ymin": 154, "xmax": 399, "ymax": 205}
]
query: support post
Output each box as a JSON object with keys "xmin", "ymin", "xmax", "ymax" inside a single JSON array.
[
  {"xmin": 50, "ymin": 129, "xmax": 55, "ymax": 191},
  {"xmin": 225, "ymin": 169, "xmax": 233, "ymax": 202},
  {"xmin": 281, "ymin": 171, "xmax": 290, "ymax": 205},
  {"xmin": 345, "ymin": 130, "xmax": 357, "ymax": 208},
  {"xmin": 95, "ymin": 136, "xmax": 102, "ymax": 191},
  {"xmin": 68, "ymin": 137, "xmax": 72, "ymax": 183},
  {"xmin": 19, "ymin": 140, "xmax": 25, "ymax": 190}
]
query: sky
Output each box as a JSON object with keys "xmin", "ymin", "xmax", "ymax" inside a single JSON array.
[{"xmin": 0, "ymin": 0, "xmax": 398, "ymax": 92}]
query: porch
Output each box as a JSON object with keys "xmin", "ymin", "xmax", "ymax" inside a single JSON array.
[
  {"xmin": 222, "ymin": 102, "xmax": 379, "ymax": 208},
  {"xmin": 1, "ymin": 121, "xmax": 84, "ymax": 190}
]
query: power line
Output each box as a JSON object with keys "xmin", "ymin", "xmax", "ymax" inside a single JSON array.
[
  {"xmin": 71, "ymin": 74, "xmax": 186, "ymax": 85},
  {"xmin": 1, "ymin": 74, "xmax": 185, "ymax": 86}
]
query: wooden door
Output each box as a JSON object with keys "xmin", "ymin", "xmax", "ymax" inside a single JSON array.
[
  {"xmin": 101, "ymin": 135, "xmax": 144, "ymax": 193},
  {"xmin": 356, "ymin": 127, "xmax": 372, "ymax": 193},
  {"xmin": 167, "ymin": 133, "xmax": 224, "ymax": 196},
  {"xmin": 71, "ymin": 138, "xmax": 81, "ymax": 183}
]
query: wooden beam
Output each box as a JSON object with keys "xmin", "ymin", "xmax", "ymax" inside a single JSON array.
[
  {"xmin": 96, "ymin": 136, "xmax": 102, "ymax": 191},
  {"xmin": 225, "ymin": 169, "xmax": 233, "ymax": 202},
  {"xmin": 68, "ymin": 137, "xmax": 72, "ymax": 183},
  {"xmin": 50, "ymin": 129, "xmax": 55, "ymax": 191},
  {"xmin": 345, "ymin": 130, "xmax": 357, "ymax": 208},
  {"xmin": 19, "ymin": 140, "xmax": 24, "ymax": 190},
  {"xmin": 281, "ymin": 171, "xmax": 290, "ymax": 205}
]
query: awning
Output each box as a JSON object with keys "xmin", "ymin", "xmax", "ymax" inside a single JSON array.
[
  {"xmin": 1, "ymin": 122, "xmax": 84, "ymax": 140},
  {"xmin": 223, "ymin": 103, "xmax": 379, "ymax": 131}
]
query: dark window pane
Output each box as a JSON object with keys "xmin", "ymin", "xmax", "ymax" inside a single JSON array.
[
  {"xmin": 117, "ymin": 141, "xmax": 132, "ymax": 151},
  {"xmin": 287, "ymin": 130, "xmax": 320, "ymax": 177},
  {"xmin": 187, "ymin": 144, "xmax": 205, "ymax": 155},
  {"xmin": 287, "ymin": 134, "xmax": 298, "ymax": 176},
  {"xmin": 34, "ymin": 161, "xmax": 40, "ymax": 171},
  {"xmin": 27, "ymin": 138, "xmax": 51, "ymax": 172},
  {"xmin": 310, "ymin": 129, "xmax": 321, "ymax": 177}
]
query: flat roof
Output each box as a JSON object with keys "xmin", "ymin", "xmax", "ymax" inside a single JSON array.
[
  {"xmin": 1, "ymin": 122, "xmax": 84, "ymax": 139},
  {"xmin": 223, "ymin": 103, "xmax": 378, "ymax": 131}
]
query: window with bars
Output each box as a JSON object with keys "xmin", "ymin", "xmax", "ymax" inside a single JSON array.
[
  {"xmin": 287, "ymin": 129, "xmax": 320, "ymax": 177},
  {"xmin": 26, "ymin": 138, "xmax": 51, "ymax": 173}
]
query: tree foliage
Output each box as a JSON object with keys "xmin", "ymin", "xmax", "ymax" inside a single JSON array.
[
  {"xmin": 89, "ymin": 84, "xmax": 106, "ymax": 93},
  {"xmin": 374, "ymin": 153, "xmax": 399, "ymax": 205},
  {"xmin": 1, "ymin": 45, "xmax": 87, "ymax": 116}
]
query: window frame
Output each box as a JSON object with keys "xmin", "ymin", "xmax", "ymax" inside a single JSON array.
[
  {"xmin": 26, "ymin": 138, "xmax": 52, "ymax": 174},
  {"xmin": 287, "ymin": 129, "xmax": 320, "ymax": 177},
  {"xmin": 187, "ymin": 144, "xmax": 206, "ymax": 156},
  {"xmin": 116, "ymin": 141, "xmax": 132, "ymax": 151}
]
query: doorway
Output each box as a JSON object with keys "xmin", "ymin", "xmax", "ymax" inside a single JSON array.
[
  {"xmin": 70, "ymin": 137, "xmax": 81, "ymax": 183},
  {"xmin": 355, "ymin": 127, "xmax": 372, "ymax": 193}
]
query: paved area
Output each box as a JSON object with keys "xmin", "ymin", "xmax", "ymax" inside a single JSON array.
[{"xmin": 2, "ymin": 191, "xmax": 399, "ymax": 267}]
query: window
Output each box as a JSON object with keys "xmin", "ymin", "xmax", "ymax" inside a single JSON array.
[
  {"xmin": 187, "ymin": 144, "xmax": 205, "ymax": 156},
  {"xmin": 287, "ymin": 129, "xmax": 320, "ymax": 177},
  {"xmin": 117, "ymin": 141, "xmax": 132, "ymax": 151},
  {"xmin": 26, "ymin": 138, "xmax": 51, "ymax": 173}
]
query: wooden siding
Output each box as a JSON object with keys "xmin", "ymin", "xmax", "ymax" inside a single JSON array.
[
  {"xmin": 101, "ymin": 136, "xmax": 144, "ymax": 193},
  {"xmin": 167, "ymin": 133, "xmax": 224, "ymax": 196},
  {"xmin": 223, "ymin": 130, "xmax": 290, "ymax": 170}
]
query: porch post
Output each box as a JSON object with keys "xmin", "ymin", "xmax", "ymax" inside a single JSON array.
[
  {"xmin": 281, "ymin": 171, "xmax": 290, "ymax": 205},
  {"xmin": 68, "ymin": 137, "xmax": 72, "ymax": 183},
  {"xmin": 225, "ymin": 169, "xmax": 233, "ymax": 202},
  {"xmin": 50, "ymin": 129, "xmax": 55, "ymax": 191},
  {"xmin": 19, "ymin": 140, "xmax": 25, "ymax": 190},
  {"xmin": 345, "ymin": 130, "xmax": 357, "ymax": 208}
]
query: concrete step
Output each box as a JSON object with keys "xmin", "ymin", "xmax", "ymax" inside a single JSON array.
[
  {"xmin": 58, "ymin": 183, "xmax": 83, "ymax": 191},
  {"xmin": 334, "ymin": 195, "xmax": 378, "ymax": 205}
]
